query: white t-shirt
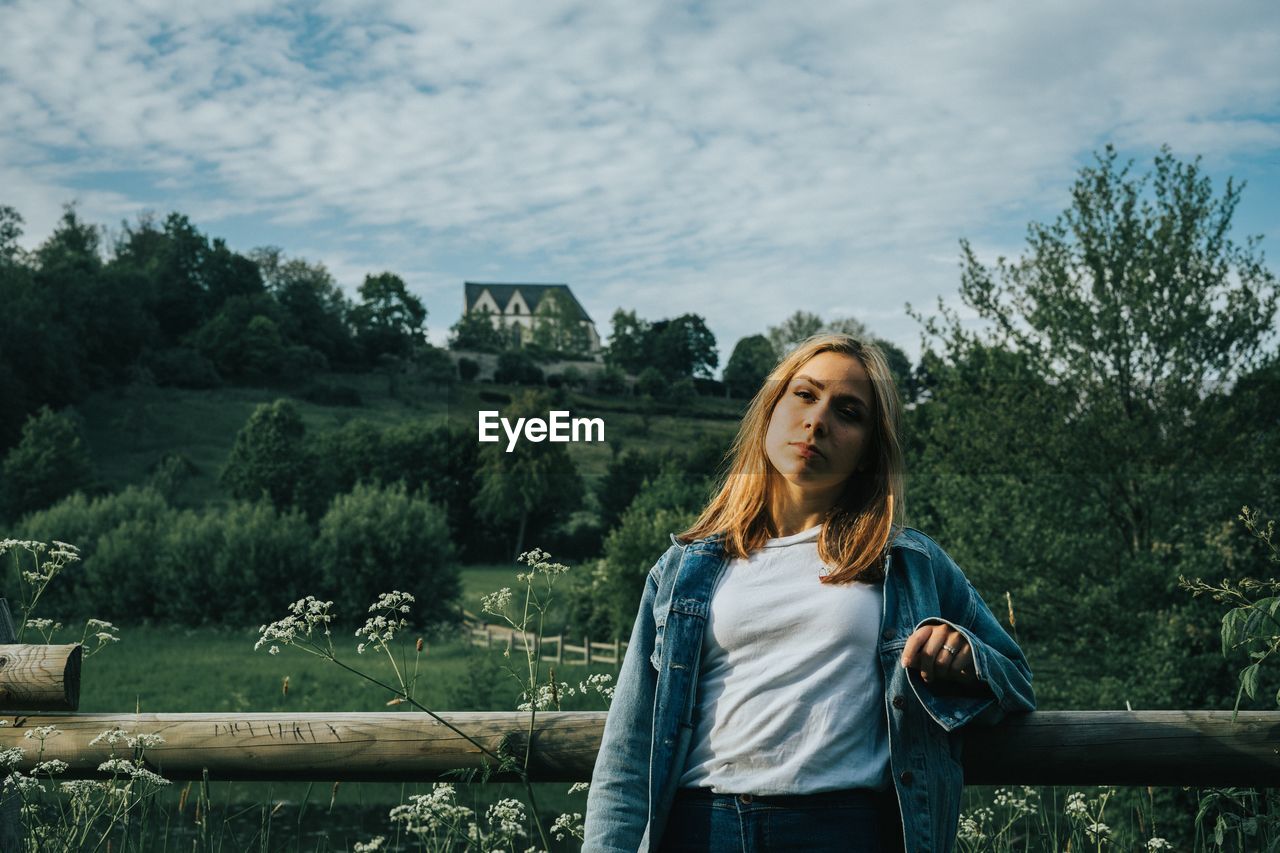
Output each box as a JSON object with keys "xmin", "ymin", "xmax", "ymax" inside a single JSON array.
[{"xmin": 677, "ymin": 524, "xmax": 891, "ymax": 794}]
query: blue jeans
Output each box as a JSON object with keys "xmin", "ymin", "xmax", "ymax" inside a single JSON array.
[{"xmin": 658, "ymin": 788, "xmax": 902, "ymax": 852}]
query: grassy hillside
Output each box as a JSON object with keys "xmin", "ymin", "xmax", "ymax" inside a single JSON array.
[{"xmin": 78, "ymin": 372, "xmax": 743, "ymax": 511}]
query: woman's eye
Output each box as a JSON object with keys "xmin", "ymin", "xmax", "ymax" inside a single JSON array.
[
  {"xmin": 794, "ymin": 389, "xmax": 814, "ymax": 401},
  {"xmin": 841, "ymin": 409, "xmax": 861, "ymax": 421}
]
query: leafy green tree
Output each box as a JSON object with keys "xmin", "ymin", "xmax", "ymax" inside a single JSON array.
[
  {"xmin": 255, "ymin": 248, "xmax": 357, "ymax": 367},
  {"xmin": 597, "ymin": 449, "xmax": 666, "ymax": 531},
  {"xmin": 316, "ymin": 481, "xmax": 459, "ymax": 626},
  {"xmin": 604, "ymin": 309, "xmax": 651, "ymax": 373},
  {"xmin": 472, "ymin": 391, "xmax": 583, "ymax": 559},
  {"xmin": 1, "ymin": 407, "xmax": 95, "ymax": 519},
  {"xmin": 531, "ymin": 289, "xmax": 592, "ymax": 357},
  {"xmin": 913, "ymin": 146, "xmax": 1279, "ymax": 708},
  {"xmin": 220, "ymin": 399, "xmax": 316, "ymax": 513},
  {"xmin": 723, "ymin": 334, "xmax": 778, "ymax": 397},
  {"xmin": 190, "ymin": 294, "xmax": 289, "ymax": 381},
  {"xmin": 351, "ymin": 272, "xmax": 428, "ymax": 363},
  {"xmin": 649, "ymin": 314, "xmax": 718, "ymax": 379},
  {"xmin": 635, "ymin": 366, "xmax": 666, "ymax": 398},
  {"xmin": 767, "ymin": 310, "xmax": 824, "ymax": 355},
  {"xmin": 449, "ymin": 306, "xmax": 507, "ymax": 352},
  {"xmin": 0, "ymin": 205, "xmax": 22, "ymax": 263}
]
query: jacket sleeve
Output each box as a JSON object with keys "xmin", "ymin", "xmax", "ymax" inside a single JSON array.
[
  {"xmin": 581, "ymin": 548, "xmax": 672, "ymax": 852},
  {"xmin": 907, "ymin": 544, "xmax": 1036, "ymax": 731}
]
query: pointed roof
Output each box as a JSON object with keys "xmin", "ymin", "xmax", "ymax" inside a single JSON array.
[{"xmin": 464, "ymin": 282, "xmax": 594, "ymax": 324}]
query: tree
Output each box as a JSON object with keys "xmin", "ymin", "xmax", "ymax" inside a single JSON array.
[
  {"xmin": 649, "ymin": 314, "xmax": 718, "ymax": 380},
  {"xmin": 316, "ymin": 482, "xmax": 459, "ymax": 625},
  {"xmin": 449, "ymin": 306, "xmax": 507, "ymax": 353},
  {"xmin": 255, "ymin": 248, "xmax": 356, "ymax": 367},
  {"xmin": 767, "ymin": 310, "xmax": 824, "ymax": 356},
  {"xmin": 604, "ymin": 309, "xmax": 651, "ymax": 373},
  {"xmin": 351, "ymin": 272, "xmax": 428, "ymax": 363},
  {"xmin": 531, "ymin": 289, "xmax": 592, "ymax": 357},
  {"xmin": 723, "ymin": 334, "xmax": 778, "ymax": 397},
  {"xmin": 221, "ymin": 399, "xmax": 316, "ymax": 514},
  {"xmin": 472, "ymin": 391, "xmax": 583, "ymax": 559},
  {"xmin": 913, "ymin": 146, "xmax": 1279, "ymax": 708},
  {"xmin": 1, "ymin": 407, "xmax": 95, "ymax": 519},
  {"xmin": 0, "ymin": 205, "xmax": 22, "ymax": 263}
]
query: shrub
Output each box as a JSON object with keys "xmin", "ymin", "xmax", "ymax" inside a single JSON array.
[
  {"xmin": 2, "ymin": 406, "xmax": 95, "ymax": 519},
  {"xmin": 494, "ymin": 350, "xmax": 544, "ymax": 386},
  {"xmin": 594, "ymin": 364, "xmax": 628, "ymax": 396},
  {"xmin": 315, "ymin": 482, "xmax": 460, "ymax": 628},
  {"xmin": 458, "ymin": 357, "xmax": 480, "ymax": 382},
  {"xmin": 221, "ymin": 399, "xmax": 318, "ymax": 514},
  {"xmin": 669, "ymin": 377, "xmax": 697, "ymax": 402},
  {"xmin": 636, "ymin": 366, "xmax": 666, "ymax": 399}
]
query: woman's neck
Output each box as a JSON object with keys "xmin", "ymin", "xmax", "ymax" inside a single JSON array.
[{"xmin": 768, "ymin": 479, "xmax": 842, "ymax": 537}]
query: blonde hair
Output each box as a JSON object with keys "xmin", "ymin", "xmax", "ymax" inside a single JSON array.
[{"xmin": 680, "ymin": 333, "xmax": 905, "ymax": 584}]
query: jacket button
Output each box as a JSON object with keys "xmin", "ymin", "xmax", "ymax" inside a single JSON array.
[
  {"xmin": 892, "ymin": 695, "xmax": 906, "ymax": 710},
  {"xmin": 899, "ymin": 770, "xmax": 913, "ymax": 785},
  {"xmin": 882, "ymin": 629, "xmax": 895, "ymax": 641}
]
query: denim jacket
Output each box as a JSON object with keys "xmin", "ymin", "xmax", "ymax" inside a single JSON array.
[{"xmin": 582, "ymin": 527, "xmax": 1035, "ymax": 853}]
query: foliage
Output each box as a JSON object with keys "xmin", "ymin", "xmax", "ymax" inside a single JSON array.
[
  {"xmin": 635, "ymin": 366, "xmax": 667, "ymax": 399},
  {"xmin": 449, "ymin": 305, "xmax": 508, "ymax": 353},
  {"xmin": 647, "ymin": 314, "xmax": 718, "ymax": 380},
  {"xmin": 315, "ymin": 481, "xmax": 459, "ymax": 626},
  {"xmin": 457, "ymin": 357, "xmax": 481, "ymax": 382},
  {"xmin": 594, "ymin": 364, "xmax": 628, "ymax": 396},
  {"xmin": 254, "ymin": 247, "xmax": 358, "ymax": 368},
  {"xmin": 910, "ymin": 146, "xmax": 1279, "ymax": 709},
  {"xmin": 351, "ymin": 272, "xmax": 428, "ymax": 364},
  {"xmin": 472, "ymin": 392, "xmax": 584, "ymax": 559},
  {"xmin": 189, "ymin": 294, "xmax": 291, "ymax": 381},
  {"xmin": 494, "ymin": 349, "xmax": 544, "ymax": 386},
  {"xmin": 531, "ymin": 289, "xmax": 592, "ymax": 358},
  {"xmin": 603, "ymin": 309, "xmax": 651, "ymax": 374},
  {"xmin": 220, "ymin": 399, "xmax": 317, "ymax": 514},
  {"xmin": 144, "ymin": 346, "xmax": 222, "ymax": 389},
  {"xmin": 1, "ymin": 406, "xmax": 95, "ymax": 520},
  {"xmin": 723, "ymin": 334, "xmax": 778, "ymax": 398}
]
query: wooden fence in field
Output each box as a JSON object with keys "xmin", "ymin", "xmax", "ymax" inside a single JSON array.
[
  {"xmin": 4, "ymin": 600, "xmax": 1280, "ymax": 845},
  {"xmin": 463, "ymin": 610, "xmax": 627, "ymax": 666}
]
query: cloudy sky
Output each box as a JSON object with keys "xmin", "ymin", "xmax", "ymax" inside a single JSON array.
[{"xmin": 3, "ymin": 0, "xmax": 1278, "ymax": 364}]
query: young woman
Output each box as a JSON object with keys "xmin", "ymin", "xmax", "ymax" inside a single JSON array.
[{"xmin": 582, "ymin": 334, "xmax": 1035, "ymax": 853}]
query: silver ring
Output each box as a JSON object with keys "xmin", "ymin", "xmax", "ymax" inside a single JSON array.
[{"xmin": 941, "ymin": 644, "xmax": 959, "ymax": 655}]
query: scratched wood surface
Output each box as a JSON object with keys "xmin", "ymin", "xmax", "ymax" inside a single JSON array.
[
  {"xmin": 0, "ymin": 710, "xmax": 1278, "ymax": 785},
  {"xmin": 0, "ymin": 643, "xmax": 81, "ymax": 711}
]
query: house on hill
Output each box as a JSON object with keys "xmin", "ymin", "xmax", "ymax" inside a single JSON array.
[{"xmin": 462, "ymin": 282, "xmax": 601, "ymax": 355}]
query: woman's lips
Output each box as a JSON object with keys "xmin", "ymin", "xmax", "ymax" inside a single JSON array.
[{"xmin": 790, "ymin": 442, "xmax": 822, "ymax": 459}]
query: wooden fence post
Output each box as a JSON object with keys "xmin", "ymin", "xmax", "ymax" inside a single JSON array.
[
  {"xmin": 584, "ymin": 636, "xmax": 592, "ymax": 666},
  {"xmin": 0, "ymin": 600, "xmax": 23, "ymax": 852}
]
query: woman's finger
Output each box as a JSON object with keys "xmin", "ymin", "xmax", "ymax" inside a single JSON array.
[
  {"xmin": 951, "ymin": 644, "xmax": 975, "ymax": 681},
  {"xmin": 900, "ymin": 624, "xmax": 940, "ymax": 680},
  {"xmin": 935, "ymin": 630, "xmax": 966, "ymax": 679}
]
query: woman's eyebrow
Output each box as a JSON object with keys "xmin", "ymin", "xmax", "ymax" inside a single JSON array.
[{"xmin": 794, "ymin": 374, "xmax": 870, "ymax": 409}]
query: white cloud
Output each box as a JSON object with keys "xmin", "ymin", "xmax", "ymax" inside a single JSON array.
[{"xmin": 0, "ymin": 0, "xmax": 1276, "ymax": 362}]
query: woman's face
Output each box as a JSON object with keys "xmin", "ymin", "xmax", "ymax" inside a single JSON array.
[{"xmin": 763, "ymin": 351, "xmax": 875, "ymax": 495}]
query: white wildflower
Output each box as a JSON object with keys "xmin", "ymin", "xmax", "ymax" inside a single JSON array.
[
  {"xmin": 353, "ymin": 838, "xmax": 386, "ymax": 852},
  {"xmin": 578, "ymin": 673, "xmax": 615, "ymax": 701},
  {"xmin": 0, "ymin": 747, "xmax": 25, "ymax": 768},
  {"xmin": 129, "ymin": 733, "xmax": 165, "ymax": 749},
  {"xmin": 256, "ymin": 597, "xmax": 335, "ymax": 651},
  {"xmin": 3, "ymin": 771, "xmax": 41, "ymax": 793},
  {"xmin": 1085, "ymin": 822, "xmax": 1111, "ymax": 843},
  {"xmin": 518, "ymin": 548, "xmax": 570, "ymax": 576},
  {"xmin": 567, "ymin": 782, "xmax": 590, "ymax": 795},
  {"xmin": 24, "ymin": 725, "xmax": 60, "ymax": 742},
  {"xmin": 486, "ymin": 798, "xmax": 528, "ymax": 838},
  {"xmin": 97, "ymin": 758, "xmax": 135, "ymax": 776},
  {"xmin": 482, "ymin": 587, "xmax": 514, "ymax": 615},
  {"xmin": 1065, "ymin": 791, "xmax": 1089, "ymax": 819},
  {"xmin": 1145, "ymin": 838, "xmax": 1173, "ymax": 852},
  {"xmin": 89, "ymin": 728, "xmax": 129, "ymax": 747},
  {"xmin": 551, "ymin": 812, "xmax": 584, "ymax": 842},
  {"xmin": 32, "ymin": 760, "xmax": 68, "ymax": 776}
]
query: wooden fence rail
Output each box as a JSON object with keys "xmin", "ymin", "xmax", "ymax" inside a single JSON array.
[
  {"xmin": 466, "ymin": 621, "xmax": 627, "ymax": 667},
  {"xmin": 2, "ymin": 710, "xmax": 1278, "ymax": 785}
]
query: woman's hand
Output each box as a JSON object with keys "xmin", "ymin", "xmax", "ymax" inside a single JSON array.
[{"xmin": 901, "ymin": 621, "xmax": 980, "ymax": 688}]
